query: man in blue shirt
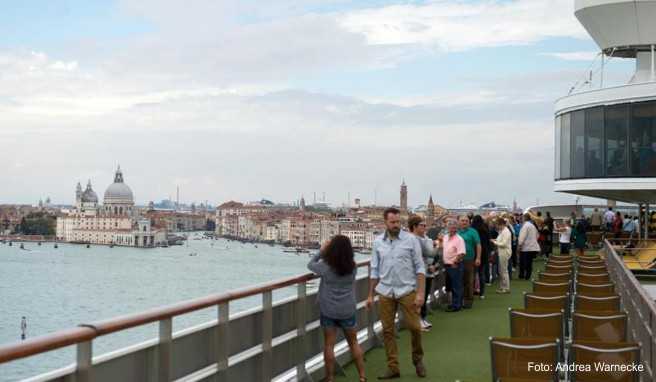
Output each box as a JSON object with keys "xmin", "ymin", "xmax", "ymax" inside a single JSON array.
[
  {"xmin": 458, "ymin": 216, "xmax": 481, "ymax": 309},
  {"xmin": 368, "ymin": 207, "xmax": 426, "ymax": 379}
]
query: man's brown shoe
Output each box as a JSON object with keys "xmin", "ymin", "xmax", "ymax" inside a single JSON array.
[
  {"xmin": 377, "ymin": 369, "xmax": 400, "ymax": 380},
  {"xmin": 415, "ymin": 361, "xmax": 427, "ymax": 378}
]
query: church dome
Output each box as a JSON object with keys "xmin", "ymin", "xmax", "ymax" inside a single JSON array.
[
  {"xmin": 81, "ymin": 181, "xmax": 98, "ymax": 203},
  {"xmin": 103, "ymin": 166, "xmax": 134, "ymax": 205}
]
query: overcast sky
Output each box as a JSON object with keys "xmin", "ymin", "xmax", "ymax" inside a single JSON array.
[{"xmin": 0, "ymin": 0, "xmax": 635, "ymax": 208}]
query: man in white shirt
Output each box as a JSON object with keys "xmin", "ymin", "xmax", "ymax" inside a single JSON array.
[
  {"xmin": 518, "ymin": 213, "xmax": 540, "ymax": 280},
  {"xmin": 604, "ymin": 207, "xmax": 616, "ymax": 231}
]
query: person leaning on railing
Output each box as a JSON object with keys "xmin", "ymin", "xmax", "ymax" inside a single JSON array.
[
  {"xmin": 308, "ymin": 235, "xmax": 367, "ymax": 382},
  {"xmin": 366, "ymin": 207, "xmax": 427, "ymax": 379}
]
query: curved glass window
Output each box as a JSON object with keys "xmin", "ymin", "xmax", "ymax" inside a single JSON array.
[
  {"xmin": 556, "ymin": 100, "xmax": 656, "ymax": 180},
  {"xmin": 572, "ymin": 110, "xmax": 586, "ymax": 178},
  {"xmin": 605, "ymin": 105, "xmax": 628, "ymax": 176},
  {"xmin": 586, "ymin": 107, "xmax": 604, "ymax": 177},
  {"xmin": 631, "ymin": 102, "xmax": 656, "ymax": 176},
  {"xmin": 560, "ymin": 113, "xmax": 571, "ymax": 179}
]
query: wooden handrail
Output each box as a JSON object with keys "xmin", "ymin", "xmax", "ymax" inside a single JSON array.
[
  {"xmin": 0, "ymin": 260, "xmax": 371, "ymax": 364},
  {"xmin": 0, "ymin": 327, "xmax": 96, "ymax": 363}
]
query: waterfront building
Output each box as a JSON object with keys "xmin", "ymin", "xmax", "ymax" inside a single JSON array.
[
  {"xmin": 319, "ymin": 219, "xmax": 339, "ymax": 245},
  {"xmin": 145, "ymin": 210, "xmax": 208, "ymax": 232},
  {"xmin": 265, "ymin": 223, "xmax": 280, "ymax": 242},
  {"xmin": 55, "ymin": 167, "xmax": 166, "ymax": 247},
  {"xmin": 555, "ymin": 0, "xmax": 656, "ymax": 237},
  {"xmin": 0, "ymin": 205, "xmax": 41, "ymax": 235}
]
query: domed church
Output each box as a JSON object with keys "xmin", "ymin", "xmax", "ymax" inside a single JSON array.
[{"xmin": 56, "ymin": 167, "xmax": 166, "ymax": 247}]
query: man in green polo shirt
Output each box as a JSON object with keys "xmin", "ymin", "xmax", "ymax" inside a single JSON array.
[{"xmin": 458, "ymin": 215, "xmax": 481, "ymax": 309}]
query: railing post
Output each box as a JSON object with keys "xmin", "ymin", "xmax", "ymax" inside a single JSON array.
[
  {"xmin": 262, "ymin": 290, "xmax": 273, "ymax": 381},
  {"xmin": 367, "ymin": 264, "xmax": 374, "ymax": 340},
  {"xmin": 216, "ymin": 302, "xmax": 230, "ymax": 382},
  {"xmin": 296, "ymin": 282, "xmax": 311, "ymax": 381},
  {"xmin": 159, "ymin": 318, "xmax": 172, "ymax": 382},
  {"xmin": 366, "ymin": 264, "xmax": 381, "ymax": 348},
  {"xmin": 76, "ymin": 340, "xmax": 92, "ymax": 382}
]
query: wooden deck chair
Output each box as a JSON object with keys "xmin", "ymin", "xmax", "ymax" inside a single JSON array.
[
  {"xmin": 577, "ymin": 272, "xmax": 611, "ymax": 284},
  {"xmin": 509, "ymin": 309, "xmax": 565, "ymax": 352},
  {"xmin": 572, "ymin": 311, "xmax": 627, "ymax": 342},
  {"xmin": 524, "ymin": 293, "xmax": 569, "ymax": 312},
  {"xmin": 538, "ymin": 272, "xmax": 572, "ymax": 284},
  {"xmin": 489, "ymin": 337, "xmax": 560, "ymax": 382},
  {"xmin": 577, "ymin": 265, "xmax": 608, "ymax": 274},
  {"xmin": 533, "ymin": 281, "xmax": 570, "ymax": 295},
  {"xmin": 569, "ymin": 341, "xmax": 640, "ymax": 382},
  {"xmin": 545, "ymin": 264, "xmax": 573, "ymax": 272},
  {"xmin": 574, "ymin": 294, "xmax": 621, "ymax": 312},
  {"xmin": 576, "ymin": 282, "xmax": 615, "ymax": 295},
  {"xmin": 577, "ymin": 259, "xmax": 605, "ymax": 267},
  {"xmin": 587, "ymin": 232, "xmax": 602, "ymax": 247},
  {"xmin": 547, "ymin": 259, "xmax": 573, "ymax": 267},
  {"xmin": 577, "ymin": 254, "xmax": 601, "ymax": 261},
  {"xmin": 551, "ymin": 254, "xmax": 573, "ymax": 261}
]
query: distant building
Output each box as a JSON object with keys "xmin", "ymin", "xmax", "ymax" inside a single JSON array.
[
  {"xmin": 55, "ymin": 167, "xmax": 166, "ymax": 247},
  {"xmin": 400, "ymin": 180, "xmax": 408, "ymax": 211},
  {"xmin": 145, "ymin": 210, "xmax": 208, "ymax": 232},
  {"xmin": 426, "ymin": 195, "xmax": 435, "ymax": 227}
]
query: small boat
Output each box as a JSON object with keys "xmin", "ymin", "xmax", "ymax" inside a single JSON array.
[
  {"xmin": 86, "ymin": 244, "xmax": 90, "ymax": 248},
  {"xmin": 38, "ymin": 242, "xmax": 42, "ymax": 246}
]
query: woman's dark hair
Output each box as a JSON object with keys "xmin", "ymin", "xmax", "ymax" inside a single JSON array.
[
  {"xmin": 322, "ymin": 235, "xmax": 356, "ymax": 276},
  {"xmin": 471, "ymin": 215, "xmax": 488, "ymax": 233}
]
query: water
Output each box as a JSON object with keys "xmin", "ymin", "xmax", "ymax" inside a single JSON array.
[{"xmin": 0, "ymin": 236, "xmax": 328, "ymax": 381}]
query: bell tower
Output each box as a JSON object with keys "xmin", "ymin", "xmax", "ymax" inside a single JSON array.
[{"xmin": 400, "ymin": 180, "xmax": 408, "ymax": 211}]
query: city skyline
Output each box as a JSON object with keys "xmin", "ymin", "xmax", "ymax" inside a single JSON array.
[{"xmin": 0, "ymin": 1, "xmax": 631, "ymax": 208}]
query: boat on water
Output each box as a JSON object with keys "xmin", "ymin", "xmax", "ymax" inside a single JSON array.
[{"xmin": 283, "ymin": 247, "xmax": 311, "ymax": 254}]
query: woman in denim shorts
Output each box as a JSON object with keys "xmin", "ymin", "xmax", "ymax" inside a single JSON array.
[{"xmin": 308, "ymin": 235, "xmax": 366, "ymax": 382}]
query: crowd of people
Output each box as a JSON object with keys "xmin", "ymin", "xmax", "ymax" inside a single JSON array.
[{"xmin": 304, "ymin": 205, "xmax": 651, "ymax": 380}]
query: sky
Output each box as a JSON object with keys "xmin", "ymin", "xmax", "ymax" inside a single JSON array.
[{"xmin": 0, "ymin": 0, "xmax": 636, "ymax": 208}]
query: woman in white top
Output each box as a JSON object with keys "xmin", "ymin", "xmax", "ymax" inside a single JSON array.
[
  {"xmin": 555, "ymin": 220, "xmax": 572, "ymax": 255},
  {"xmin": 491, "ymin": 218, "xmax": 512, "ymax": 293}
]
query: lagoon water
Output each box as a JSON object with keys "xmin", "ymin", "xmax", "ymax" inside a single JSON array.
[{"xmin": 0, "ymin": 236, "xmax": 341, "ymax": 381}]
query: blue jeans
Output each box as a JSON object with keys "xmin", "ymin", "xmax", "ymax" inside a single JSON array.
[
  {"xmin": 320, "ymin": 314, "xmax": 357, "ymax": 329},
  {"xmin": 446, "ymin": 262, "xmax": 464, "ymax": 310}
]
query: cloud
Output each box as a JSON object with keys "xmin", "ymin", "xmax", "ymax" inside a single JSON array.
[
  {"xmin": 0, "ymin": 1, "xmax": 601, "ymax": 208},
  {"xmin": 339, "ymin": 0, "xmax": 588, "ymax": 50},
  {"xmin": 540, "ymin": 51, "xmax": 599, "ymax": 61}
]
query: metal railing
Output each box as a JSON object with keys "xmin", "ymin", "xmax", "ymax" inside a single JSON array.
[
  {"xmin": 604, "ymin": 239, "xmax": 656, "ymax": 382},
  {"xmin": 0, "ymin": 260, "xmax": 445, "ymax": 382}
]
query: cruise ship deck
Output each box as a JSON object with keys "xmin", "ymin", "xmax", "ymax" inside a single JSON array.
[{"xmin": 2, "ymin": 240, "xmax": 654, "ymax": 382}]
